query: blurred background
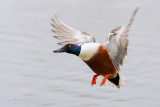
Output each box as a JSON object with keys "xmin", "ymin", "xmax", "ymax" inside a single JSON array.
[{"xmin": 0, "ymin": 0, "xmax": 160, "ymax": 107}]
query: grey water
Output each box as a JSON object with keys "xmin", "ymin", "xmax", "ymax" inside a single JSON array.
[{"xmin": 0, "ymin": 0, "xmax": 160, "ymax": 107}]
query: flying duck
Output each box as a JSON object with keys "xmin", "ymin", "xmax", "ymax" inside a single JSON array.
[{"xmin": 52, "ymin": 8, "xmax": 139, "ymax": 88}]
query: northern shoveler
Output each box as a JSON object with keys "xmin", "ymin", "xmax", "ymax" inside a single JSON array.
[{"xmin": 52, "ymin": 8, "xmax": 139, "ymax": 88}]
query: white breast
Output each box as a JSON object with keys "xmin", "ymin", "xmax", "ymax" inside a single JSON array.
[{"xmin": 79, "ymin": 43, "xmax": 101, "ymax": 61}]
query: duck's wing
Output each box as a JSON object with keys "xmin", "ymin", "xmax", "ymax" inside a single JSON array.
[
  {"xmin": 51, "ymin": 15, "xmax": 95, "ymax": 46},
  {"xmin": 104, "ymin": 8, "xmax": 139, "ymax": 71}
]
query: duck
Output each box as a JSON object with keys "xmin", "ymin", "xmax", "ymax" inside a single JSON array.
[{"xmin": 52, "ymin": 8, "xmax": 139, "ymax": 88}]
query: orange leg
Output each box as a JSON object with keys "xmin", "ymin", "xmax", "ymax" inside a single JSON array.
[
  {"xmin": 91, "ymin": 74, "xmax": 99, "ymax": 86},
  {"xmin": 100, "ymin": 74, "xmax": 112, "ymax": 86}
]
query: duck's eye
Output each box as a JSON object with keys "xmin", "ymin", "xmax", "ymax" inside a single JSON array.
[{"xmin": 69, "ymin": 45, "xmax": 71, "ymax": 48}]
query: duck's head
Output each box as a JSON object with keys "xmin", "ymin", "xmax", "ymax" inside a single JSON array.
[{"xmin": 53, "ymin": 44, "xmax": 81, "ymax": 56}]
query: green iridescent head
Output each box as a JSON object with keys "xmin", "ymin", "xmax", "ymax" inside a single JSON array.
[{"xmin": 53, "ymin": 44, "xmax": 81, "ymax": 56}]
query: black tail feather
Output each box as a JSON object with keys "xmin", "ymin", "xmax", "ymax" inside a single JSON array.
[{"xmin": 108, "ymin": 73, "xmax": 120, "ymax": 88}]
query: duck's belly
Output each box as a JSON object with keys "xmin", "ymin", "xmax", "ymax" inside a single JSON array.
[{"xmin": 84, "ymin": 45, "xmax": 116, "ymax": 77}]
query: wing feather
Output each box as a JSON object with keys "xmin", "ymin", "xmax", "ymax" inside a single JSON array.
[
  {"xmin": 51, "ymin": 15, "xmax": 95, "ymax": 45},
  {"xmin": 104, "ymin": 8, "xmax": 139, "ymax": 71}
]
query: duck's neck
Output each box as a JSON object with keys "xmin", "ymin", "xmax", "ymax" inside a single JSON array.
[{"xmin": 79, "ymin": 43, "xmax": 101, "ymax": 61}]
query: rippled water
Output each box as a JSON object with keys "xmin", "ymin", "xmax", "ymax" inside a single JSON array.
[{"xmin": 0, "ymin": 0, "xmax": 160, "ymax": 107}]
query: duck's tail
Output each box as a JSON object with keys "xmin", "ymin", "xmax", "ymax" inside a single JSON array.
[{"xmin": 108, "ymin": 72, "xmax": 124, "ymax": 88}]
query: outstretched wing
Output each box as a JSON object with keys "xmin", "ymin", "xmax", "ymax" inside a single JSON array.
[
  {"xmin": 51, "ymin": 15, "xmax": 95, "ymax": 46},
  {"xmin": 104, "ymin": 8, "xmax": 139, "ymax": 71}
]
